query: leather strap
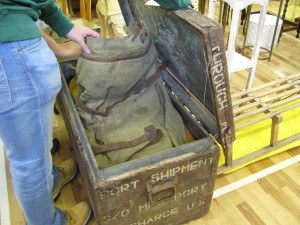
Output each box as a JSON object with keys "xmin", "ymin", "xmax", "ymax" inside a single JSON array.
[
  {"xmin": 131, "ymin": 28, "xmax": 141, "ymax": 41},
  {"xmin": 92, "ymin": 125, "xmax": 164, "ymax": 157},
  {"xmin": 76, "ymin": 63, "xmax": 166, "ymax": 117}
]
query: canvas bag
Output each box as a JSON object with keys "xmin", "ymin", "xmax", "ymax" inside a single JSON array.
[{"xmin": 75, "ymin": 26, "xmax": 187, "ymax": 168}]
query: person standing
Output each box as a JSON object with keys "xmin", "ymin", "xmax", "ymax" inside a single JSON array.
[{"xmin": 0, "ymin": 0, "xmax": 99, "ymax": 224}]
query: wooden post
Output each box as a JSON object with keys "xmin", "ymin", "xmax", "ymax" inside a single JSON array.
[{"xmin": 271, "ymin": 115, "xmax": 282, "ymax": 147}]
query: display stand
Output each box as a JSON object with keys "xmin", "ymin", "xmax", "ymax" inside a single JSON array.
[
  {"xmin": 208, "ymin": 0, "xmax": 270, "ymax": 89},
  {"xmin": 242, "ymin": 0, "xmax": 284, "ymax": 62},
  {"xmin": 242, "ymin": 14, "xmax": 283, "ymax": 61}
]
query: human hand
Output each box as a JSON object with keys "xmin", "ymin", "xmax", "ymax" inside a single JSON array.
[{"xmin": 65, "ymin": 25, "xmax": 100, "ymax": 54}]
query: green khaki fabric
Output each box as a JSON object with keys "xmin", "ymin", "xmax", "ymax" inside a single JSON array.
[
  {"xmin": 154, "ymin": 0, "xmax": 190, "ymax": 10},
  {"xmin": 75, "ymin": 26, "xmax": 187, "ymax": 168}
]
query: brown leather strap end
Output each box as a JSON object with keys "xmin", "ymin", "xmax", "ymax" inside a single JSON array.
[{"xmin": 92, "ymin": 125, "xmax": 164, "ymax": 156}]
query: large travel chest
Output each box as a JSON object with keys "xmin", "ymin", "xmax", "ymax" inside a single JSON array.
[{"xmin": 58, "ymin": 1, "xmax": 235, "ymax": 224}]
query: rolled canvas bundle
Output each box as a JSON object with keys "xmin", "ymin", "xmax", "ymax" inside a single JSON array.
[{"xmin": 75, "ymin": 26, "xmax": 187, "ymax": 168}]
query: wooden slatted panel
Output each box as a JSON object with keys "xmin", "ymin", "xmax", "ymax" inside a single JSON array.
[{"xmin": 231, "ymin": 74, "xmax": 300, "ymax": 130}]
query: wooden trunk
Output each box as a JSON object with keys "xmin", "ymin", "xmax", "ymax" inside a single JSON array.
[{"xmin": 58, "ymin": 1, "xmax": 234, "ymax": 224}]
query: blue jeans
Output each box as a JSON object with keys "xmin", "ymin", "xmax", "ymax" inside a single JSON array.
[{"xmin": 0, "ymin": 37, "xmax": 66, "ymax": 225}]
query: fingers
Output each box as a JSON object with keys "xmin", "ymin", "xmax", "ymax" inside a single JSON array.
[
  {"xmin": 79, "ymin": 28, "xmax": 100, "ymax": 54},
  {"xmin": 78, "ymin": 39, "xmax": 91, "ymax": 54},
  {"xmin": 66, "ymin": 25, "xmax": 100, "ymax": 54},
  {"xmin": 85, "ymin": 29, "xmax": 100, "ymax": 38}
]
